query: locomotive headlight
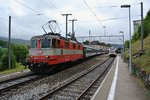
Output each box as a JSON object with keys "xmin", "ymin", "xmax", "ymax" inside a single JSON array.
[{"xmin": 46, "ymin": 56, "xmax": 50, "ymax": 58}]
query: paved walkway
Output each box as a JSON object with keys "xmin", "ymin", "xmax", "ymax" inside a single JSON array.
[{"xmin": 92, "ymin": 55, "xmax": 149, "ymax": 100}]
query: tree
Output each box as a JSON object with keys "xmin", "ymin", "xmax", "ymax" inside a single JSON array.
[
  {"xmin": 131, "ymin": 9, "xmax": 150, "ymax": 43},
  {"xmin": 1, "ymin": 51, "xmax": 16, "ymax": 71},
  {"xmin": 0, "ymin": 48, "xmax": 3, "ymax": 68},
  {"xmin": 83, "ymin": 40, "xmax": 90, "ymax": 45},
  {"xmin": 106, "ymin": 43, "xmax": 111, "ymax": 47},
  {"xmin": 0, "ymin": 40, "xmax": 8, "ymax": 48},
  {"xmin": 125, "ymin": 40, "xmax": 129, "ymax": 49},
  {"xmin": 132, "ymin": 32, "xmax": 140, "ymax": 43},
  {"xmin": 12, "ymin": 45, "xmax": 29, "ymax": 64},
  {"xmin": 143, "ymin": 9, "xmax": 150, "ymax": 37},
  {"xmin": 0, "ymin": 48, "xmax": 3, "ymax": 60}
]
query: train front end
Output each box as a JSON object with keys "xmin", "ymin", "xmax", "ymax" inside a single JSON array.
[{"xmin": 27, "ymin": 35, "xmax": 55, "ymax": 73}]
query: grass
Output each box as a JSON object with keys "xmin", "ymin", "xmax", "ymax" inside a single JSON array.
[
  {"xmin": 147, "ymin": 90, "xmax": 150, "ymax": 98},
  {"xmin": 125, "ymin": 34, "xmax": 150, "ymax": 72},
  {"xmin": 0, "ymin": 63, "xmax": 28, "ymax": 76}
]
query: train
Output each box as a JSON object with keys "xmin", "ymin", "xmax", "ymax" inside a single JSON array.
[
  {"xmin": 26, "ymin": 33, "xmax": 105, "ymax": 73},
  {"xmin": 108, "ymin": 47, "xmax": 117, "ymax": 57},
  {"xmin": 25, "ymin": 20, "xmax": 107, "ymax": 73}
]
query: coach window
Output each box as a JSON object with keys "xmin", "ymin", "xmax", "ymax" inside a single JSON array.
[
  {"xmin": 65, "ymin": 42, "xmax": 69, "ymax": 48},
  {"xmin": 57, "ymin": 40, "xmax": 60, "ymax": 48},
  {"xmin": 52, "ymin": 39, "xmax": 56, "ymax": 48}
]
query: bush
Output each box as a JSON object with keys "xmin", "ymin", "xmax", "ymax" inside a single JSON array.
[
  {"xmin": 125, "ymin": 40, "xmax": 129, "ymax": 49},
  {"xmin": 0, "ymin": 51, "xmax": 16, "ymax": 71},
  {"xmin": 12, "ymin": 45, "xmax": 29, "ymax": 64}
]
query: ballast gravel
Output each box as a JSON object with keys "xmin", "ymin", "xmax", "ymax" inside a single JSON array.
[{"xmin": 0, "ymin": 54, "xmax": 108, "ymax": 100}]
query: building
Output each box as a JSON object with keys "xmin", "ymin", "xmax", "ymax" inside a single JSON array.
[{"xmin": 133, "ymin": 20, "xmax": 141, "ymax": 33}]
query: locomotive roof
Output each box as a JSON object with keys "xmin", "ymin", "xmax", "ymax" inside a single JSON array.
[
  {"xmin": 31, "ymin": 33, "xmax": 82, "ymax": 45},
  {"xmin": 83, "ymin": 45, "xmax": 101, "ymax": 50}
]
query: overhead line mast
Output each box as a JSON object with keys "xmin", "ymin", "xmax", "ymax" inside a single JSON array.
[{"xmin": 62, "ymin": 14, "xmax": 72, "ymax": 39}]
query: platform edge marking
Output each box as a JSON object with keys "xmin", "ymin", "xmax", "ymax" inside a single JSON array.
[{"xmin": 107, "ymin": 56, "xmax": 119, "ymax": 100}]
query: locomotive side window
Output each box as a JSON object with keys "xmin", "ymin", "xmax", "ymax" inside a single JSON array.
[
  {"xmin": 31, "ymin": 39, "xmax": 37, "ymax": 48},
  {"xmin": 73, "ymin": 43, "xmax": 76, "ymax": 49},
  {"xmin": 65, "ymin": 42, "xmax": 69, "ymax": 48},
  {"xmin": 57, "ymin": 40, "xmax": 60, "ymax": 48},
  {"xmin": 41, "ymin": 39, "xmax": 51, "ymax": 48},
  {"xmin": 78, "ymin": 45, "xmax": 80, "ymax": 49},
  {"xmin": 52, "ymin": 39, "xmax": 56, "ymax": 48}
]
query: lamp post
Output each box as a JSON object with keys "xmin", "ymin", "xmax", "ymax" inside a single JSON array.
[
  {"xmin": 119, "ymin": 31, "xmax": 125, "ymax": 60},
  {"xmin": 121, "ymin": 4, "xmax": 132, "ymax": 75}
]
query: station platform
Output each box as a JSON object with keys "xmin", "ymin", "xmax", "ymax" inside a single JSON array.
[{"xmin": 92, "ymin": 55, "xmax": 149, "ymax": 100}]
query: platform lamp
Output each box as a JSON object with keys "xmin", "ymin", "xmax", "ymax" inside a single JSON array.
[{"xmin": 121, "ymin": 4, "xmax": 132, "ymax": 75}]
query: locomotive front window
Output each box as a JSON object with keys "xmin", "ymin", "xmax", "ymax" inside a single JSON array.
[
  {"xmin": 31, "ymin": 39, "xmax": 37, "ymax": 48},
  {"xmin": 41, "ymin": 39, "xmax": 51, "ymax": 48}
]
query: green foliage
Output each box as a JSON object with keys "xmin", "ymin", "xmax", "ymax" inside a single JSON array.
[
  {"xmin": 132, "ymin": 9, "xmax": 150, "ymax": 43},
  {"xmin": 106, "ymin": 43, "xmax": 111, "ymax": 47},
  {"xmin": 0, "ymin": 39, "xmax": 29, "ymax": 72},
  {"xmin": 125, "ymin": 40, "xmax": 129, "ymax": 48},
  {"xmin": 0, "ymin": 51, "xmax": 16, "ymax": 71},
  {"xmin": 0, "ymin": 48, "xmax": 3, "ymax": 60},
  {"xmin": 0, "ymin": 63, "xmax": 27, "ymax": 76},
  {"xmin": 12, "ymin": 45, "xmax": 29, "ymax": 64},
  {"xmin": 132, "ymin": 32, "xmax": 140, "ymax": 43},
  {"xmin": 144, "ymin": 10, "xmax": 150, "ymax": 36},
  {"xmin": 0, "ymin": 40, "xmax": 8, "ymax": 48},
  {"xmin": 0, "ymin": 48, "xmax": 2, "ymax": 67},
  {"xmin": 83, "ymin": 40, "xmax": 90, "ymax": 45}
]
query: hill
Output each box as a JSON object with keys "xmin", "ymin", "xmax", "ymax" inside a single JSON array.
[
  {"xmin": 0, "ymin": 37, "xmax": 30, "ymax": 46},
  {"xmin": 125, "ymin": 34, "xmax": 150, "ymax": 72}
]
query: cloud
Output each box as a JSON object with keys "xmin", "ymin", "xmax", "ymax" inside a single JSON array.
[{"xmin": 0, "ymin": 0, "xmax": 149, "ymax": 43}]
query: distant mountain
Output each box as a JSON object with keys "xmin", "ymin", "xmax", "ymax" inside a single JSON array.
[
  {"xmin": 111, "ymin": 44, "xmax": 123, "ymax": 48},
  {"xmin": 0, "ymin": 37, "xmax": 30, "ymax": 46}
]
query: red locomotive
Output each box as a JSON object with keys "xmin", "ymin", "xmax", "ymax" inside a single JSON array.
[{"xmin": 26, "ymin": 20, "xmax": 103, "ymax": 73}]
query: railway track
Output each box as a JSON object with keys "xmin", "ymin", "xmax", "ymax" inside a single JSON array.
[
  {"xmin": 0, "ymin": 73, "xmax": 46, "ymax": 95},
  {"xmin": 39, "ymin": 57, "xmax": 114, "ymax": 100}
]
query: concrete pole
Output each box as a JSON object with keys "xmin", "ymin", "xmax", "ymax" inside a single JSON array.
[
  {"xmin": 8, "ymin": 16, "xmax": 11, "ymax": 69},
  {"xmin": 62, "ymin": 14, "xmax": 72, "ymax": 38},
  {"xmin": 103, "ymin": 26, "xmax": 106, "ymax": 36},
  {"xmin": 141, "ymin": 2, "xmax": 144, "ymax": 52},
  {"xmin": 89, "ymin": 30, "xmax": 91, "ymax": 45},
  {"xmin": 69, "ymin": 19, "xmax": 77, "ymax": 38},
  {"xmin": 123, "ymin": 34, "xmax": 125, "ymax": 59},
  {"xmin": 129, "ymin": 7, "xmax": 132, "ymax": 75}
]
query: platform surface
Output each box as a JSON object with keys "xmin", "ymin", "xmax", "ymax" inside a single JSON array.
[{"xmin": 92, "ymin": 55, "xmax": 149, "ymax": 100}]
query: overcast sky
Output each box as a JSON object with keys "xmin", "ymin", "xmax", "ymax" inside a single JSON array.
[{"xmin": 0, "ymin": 0, "xmax": 149, "ymax": 44}]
